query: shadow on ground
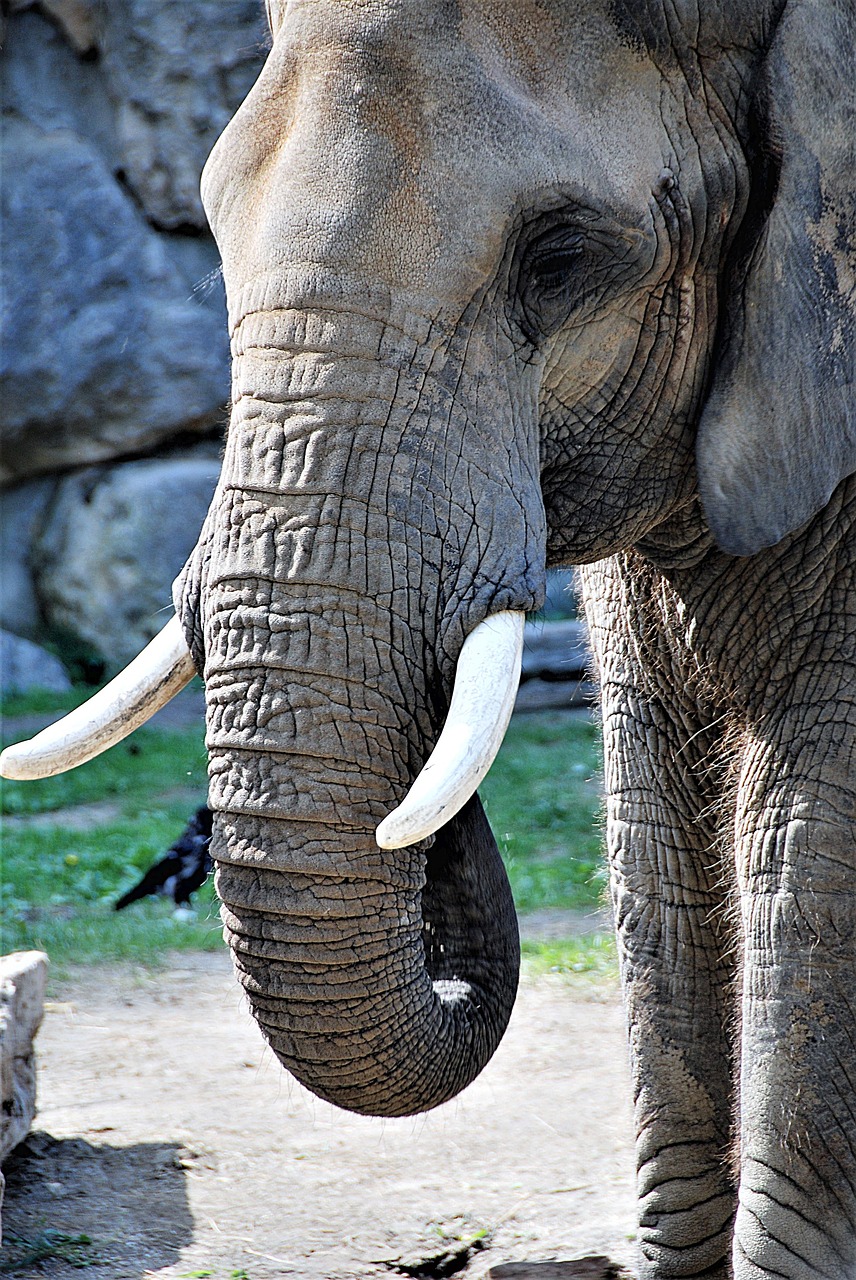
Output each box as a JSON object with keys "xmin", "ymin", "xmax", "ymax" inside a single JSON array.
[{"xmin": 0, "ymin": 1130, "xmax": 193, "ymax": 1277}]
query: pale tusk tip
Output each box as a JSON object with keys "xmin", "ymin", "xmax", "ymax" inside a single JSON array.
[
  {"xmin": 0, "ymin": 746, "xmax": 26, "ymax": 781},
  {"xmin": 0, "ymin": 615, "xmax": 195, "ymax": 782},
  {"xmin": 375, "ymin": 811, "xmax": 424, "ymax": 850},
  {"xmin": 374, "ymin": 609, "xmax": 525, "ymax": 851}
]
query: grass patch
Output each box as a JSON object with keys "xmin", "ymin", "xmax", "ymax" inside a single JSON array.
[
  {"xmin": 0, "ymin": 724, "xmax": 207, "ymax": 817},
  {"xmin": 1, "ymin": 850, "xmax": 223, "ymax": 970},
  {"xmin": 0, "ymin": 686, "xmax": 92, "ymax": 719},
  {"xmin": 1, "ymin": 811, "xmax": 223, "ymax": 968},
  {"xmin": 1, "ymin": 694, "xmax": 606, "ymax": 968},
  {"xmin": 481, "ymin": 712, "xmax": 605, "ymax": 913},
  {"xmin": 1, "ymin": 700, "xmax": 213, "ymax": 966},
  {"xmin": 521, "ymin": 934, "xmax": 617, "ymax": 979}
]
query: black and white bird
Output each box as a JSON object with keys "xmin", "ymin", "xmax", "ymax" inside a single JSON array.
[{"xmin": 114, "ymin": 806, "xmax": 214, "ymax": 913}]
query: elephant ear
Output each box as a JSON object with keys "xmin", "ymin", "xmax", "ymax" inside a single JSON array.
[{"xmin": 696, "ymin": 0, "xmax": 856, "ymax": 556}]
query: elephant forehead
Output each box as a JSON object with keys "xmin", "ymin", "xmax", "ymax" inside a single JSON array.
[{"xmin": 203, "ymin": 0, "xmax": 666, "ymax": 307}]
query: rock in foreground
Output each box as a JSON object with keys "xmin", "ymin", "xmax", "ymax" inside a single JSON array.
[{"xmin": 0, "ymin": 952, "xmax": 49, "ymax": 1168}]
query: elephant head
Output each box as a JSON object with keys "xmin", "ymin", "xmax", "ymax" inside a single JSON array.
[{"xmin": 4, "ymin": 0, "xmax": 853, "ymax": 1133}]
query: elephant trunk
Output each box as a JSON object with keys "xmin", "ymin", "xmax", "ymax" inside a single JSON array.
[
  {"xmin": 216, "ymin": 798, "xmax": 519, "ymax": 1116},
  {"xmin": 202, "ymin": 594, "xmax": 521, "ymax": 1114},
  {"xmin": 173, "ymin": 318, "xmax": 544, "ymax": 1114}
]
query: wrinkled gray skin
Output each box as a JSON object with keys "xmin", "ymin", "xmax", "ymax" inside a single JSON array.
[{"xmin": 175, "ymin": 1, "xmax": 855, "ymax": 1275}]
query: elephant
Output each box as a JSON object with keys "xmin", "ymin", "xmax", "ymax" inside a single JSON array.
[{"xmin": 3, "ymin": 0, "xmax": 855, "ymax": 1275}]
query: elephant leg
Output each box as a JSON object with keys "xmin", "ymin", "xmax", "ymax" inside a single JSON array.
[
  {"xmin": 733, "ymin": 702, "xmax": 856, "ymax": 1278},
  {"xmin": 584, "ymin": 560, "xmax": 737, "ymax": 1277},
  {"xmin": 604, "ymin": 688, "xmax": 737, "ymax": 1278}
]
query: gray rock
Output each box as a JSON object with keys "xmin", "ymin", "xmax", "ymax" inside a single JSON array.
[
  {"xmin": 0, "ymin": 952, "xmax": 48, "ymax": 1167},
  {"xmin": 34, "ymin": 450, "xmax": 222, "ymax": 665},
  {"xmin": 7, "ymin": 0, "xmax": 97, "ymax": 53},
  {"xmin": 2, "ymin": 10, "xmax": 117, "ymax": 165},
  {"xmin": 513, "ymin": 677, "xmax": 596, "ymax": 713},
  {"xmin": 5, "ymin": 1, "xmax": 268, "ymax": 230},
  {"xmin": 0, "ymin": 118, "xmax": 230, "ymax": 484},
  {"xmin": 99, "ymin": 0, "xmax": 269, "ymax": 229},
  {"xmin": 0, "ymin": 631, "xmax": 72, "ymax": 695},
  {"xmin": 0, "ymin": 477, "xmax": 57, "ymax": 638},
  {"xmin": 39, "ymin": 0, "xmax": 98, "ymax": 52},
  {"xmin": 161, "ymin": 234, "xmax": 227, "ymax": 318},
  {"xmin": 513, "ymin": 619, "xmax": 594, "ymax": 712}
]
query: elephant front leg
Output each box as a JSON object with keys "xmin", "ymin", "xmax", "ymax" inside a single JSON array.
[
  {"xmin": 604, "ymin": 692, "xmax": 738, "ymax": 1278},
  {"xmin": 733, "ymin": 712, "xmax": 856, "ymax": 1278}
]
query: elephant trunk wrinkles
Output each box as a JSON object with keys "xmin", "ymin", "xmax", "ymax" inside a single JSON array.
[
  {"xmin": 176, "ymin": 322, "xmax": 541, "ymax": 1114},
  {"xmin": 215, "ymin": 798, "xmax": 519, "ymax": 1116}
]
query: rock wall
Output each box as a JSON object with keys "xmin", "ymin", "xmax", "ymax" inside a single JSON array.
[{"xmin": 0, "ymin": 1, "xmax": 268, "ymax": 669}]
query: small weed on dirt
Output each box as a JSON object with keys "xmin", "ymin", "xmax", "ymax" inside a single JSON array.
[
  {"xmin": 386, "ymin": 1221, "xmax": 493, "ymax": 1279},
  {"xmin": 177, "ymin": 1271, "xmax": 249, "ymax": 1279},
  {"xmin": 0, "ymin": 1229, "xmax": 102, "ymax": 1272}
]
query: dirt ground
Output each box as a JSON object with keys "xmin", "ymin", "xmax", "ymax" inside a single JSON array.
[{"xmin": 1, "ymin": 947, "xmax": 637, "ymax": 1280}]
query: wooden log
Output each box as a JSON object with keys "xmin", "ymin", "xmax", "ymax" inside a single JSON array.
[
  {"xmin": 487, "ymin": 1258, "xmax": 629, "ymax": 1279},
  {"xmin": 514, "ymin": 678, "xmax": 597, "ymax": 713},
  {"xmin": 521, "ymin": 619, "xmax": 591, "ymax": 681}
]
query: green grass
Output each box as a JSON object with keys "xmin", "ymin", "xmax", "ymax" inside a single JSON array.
[
  {"xmin": 0, "ymin": 686, "xmax": 91, "ymax": 719},
  {"xmin": 0, "ymin": 715, "xmax": 207, "ymax": 818},
  {"xmin": 1, "ymin": 816, "xmax": 223, "ymax": 966},
  {"xmin": 0, "ymin": 709, "xmax": 217, "ymax": 966},
  {"xmin": 480, "ymin": 712, "xmax": 605, "ymax": 913},
  {"xmin": 521, "ymin": 934, "xmax": 616, "ymax": 978},
  {"xmin": 1, "ymin": 693, "xmax": 607, "ymax": 969}
]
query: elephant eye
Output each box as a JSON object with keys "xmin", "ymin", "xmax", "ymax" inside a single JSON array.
[
  {"xmin": 530, "ymin": 244, "xmax": 583, "ymax": 293},
  {"xmin": 517, "ymin": 230, "xmax": 586, "ymax": 341}
]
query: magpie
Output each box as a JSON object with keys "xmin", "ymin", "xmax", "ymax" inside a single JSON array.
[{"xmin": 115, "ymin": 806, "xmax": 214, "ymax": 911}]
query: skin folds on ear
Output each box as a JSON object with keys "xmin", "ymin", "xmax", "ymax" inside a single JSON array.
[{"xmin": 696, "ymin": 0, "xmax": 855, "ymax": 557}]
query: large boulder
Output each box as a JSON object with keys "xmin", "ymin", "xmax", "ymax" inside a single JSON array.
[
  {"xmin": 0, "ymin": 477, "xmax": 58, "ymax": 639},
  {"xmin": 12, "ymin": 0, "xmax": 99, "ymax": 52},
  {"xmin": 2, "ymin": 8, "xmax": 116, "ymax": 162},
  {"xmin": 98, "ymin": 0, "xmax": 269, "ymax": 230},
  {"xmin": 34, "ymin": 449, "xmax": 222, "ymax": 666},
  {"xmin": 0, "ymin": 1, "xmax": 266, "ymax": 653},
  {"xmin": 4, "ymin": 3, "xmax": 267, "ymax": 231},
  {"xmin": 516, "ymin": 617, "xmax": 594, "ymax": 712},
  {"xmin": 521, "ymin": 618, "xmax": 590, "ymax": 682},
  {"xmin": 0, "ymin": 117, "xmax": 231, "ymax": 485},
  {"xmin": 0, "ymin": 632, "xmax": 72, "ymax": 696}
]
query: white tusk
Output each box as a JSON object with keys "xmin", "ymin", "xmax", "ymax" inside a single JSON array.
[
  {"xmin": 0, "ymin": 615, "xmax": 196, "ymax": 781},
  {"xmin": 376, "ymin": 610, "xmax": 524, "ymax": 850}
]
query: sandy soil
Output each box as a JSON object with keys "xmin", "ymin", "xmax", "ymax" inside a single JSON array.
[{"xmin": 1, "ymin": 952, "xmax": 637, "ymax": 1279}]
